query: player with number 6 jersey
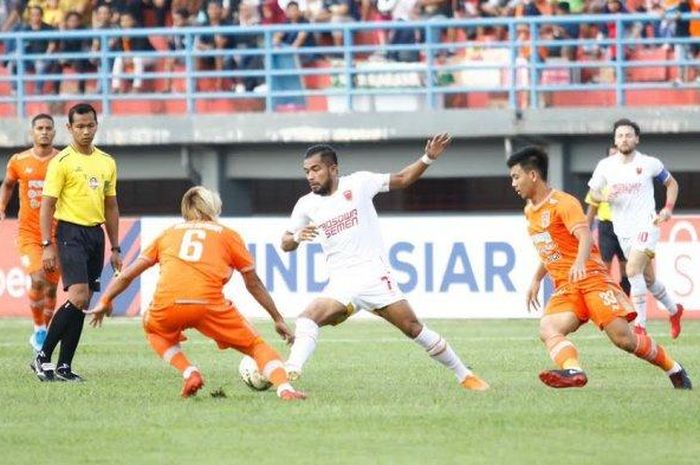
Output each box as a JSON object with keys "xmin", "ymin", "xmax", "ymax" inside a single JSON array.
[
  {"xmin": 86, "ymin": 187, "xmax": 306, "ymax": 400},
  {"xmin": 280, "ymin": 136, "xmax": 489, "ymax": 391}
]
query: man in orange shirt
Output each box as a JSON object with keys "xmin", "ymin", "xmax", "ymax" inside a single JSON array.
[
  {"xmin": 86, "ymin": 186, "xmax": 306, "ymax": 400},
  {"xmin": 0, "ymin": 114, "xmax": 60, "ymax": 352},
  {"xmin": 507, "ymin": 146, "xmax": 691, "ymax": 389}
]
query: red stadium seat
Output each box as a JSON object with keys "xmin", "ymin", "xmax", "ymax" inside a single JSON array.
[
  {"xmin": 467, "ymin": 92, "xmax": 492, "ymax": 108},
  {"xmin": 112, "ymin": 99, "xmax": 163, "ymax": 115},
  {"xmin": 305, "ymin": 96, "xmax": 328, "ymax": 111},
  {"xmin": 0, "ymin": 103, "xmax": 17, "ymax": 117},
  {"xmin": 0, "ymin": 67, "xmax": 13, "ymax": 96},
  {"xmin": 195, "ymin": 99, "xmax": 235, "ymax": 113},
  {"xmin": 162, "ymin": 99, "xmax": 187, "ymax": 114},
  {"xmin": 24, "ymin": 102, "xmax": 50, "ymax": 115},
  {"xmin": 626, "ymin": 89, "xmax": 700, "ymax": 106},
  {"xmin": 550, "ymin": 90, "xmax": 616, "ymax": 107},
  {"xmin": 302, "ymin": 60, "xmax": 332, "ymax": 90},
  {"xmin": 195, "ymin": 98, "xmax": 264, "ymax": 114},
  {"xmin": 627, "ymin": 47, "xmax": 670, "ymax": 82}
]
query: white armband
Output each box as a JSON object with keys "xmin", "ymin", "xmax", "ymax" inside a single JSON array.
[
  {"xmin": 293, "ymin": 230, "xmax": 302, "ymax": 243},
  {"xmin": 420, "ymin": 153, "xmax": 434, "ymax": 165}
]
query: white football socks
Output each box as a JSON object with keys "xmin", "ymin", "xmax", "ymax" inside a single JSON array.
[
  {"xmin": 648, "ymin": 280, "xmax": 678, "ymax": 315},
  {"xmin": 414, "ymin": 325, "xmax": 472, "ymax": 382},
  {"xmin": 629, "ymin": 273, "xmax": 648, "ymax": 328},
  {"xmin": 286, "ymin": 317, "xmax": 319, "ymax": 374}
]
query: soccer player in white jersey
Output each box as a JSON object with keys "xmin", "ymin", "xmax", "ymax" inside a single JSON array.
[
  {"xmin": 280, "ymin": 134, "xmax": 489, "ymax": 391},
  {"xmin": 587, "ymin": 118, "xmax": 683, "ymax": 338}
]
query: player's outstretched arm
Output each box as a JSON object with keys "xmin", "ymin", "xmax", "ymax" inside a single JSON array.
[
  {"xmin": 84, "ymin": 257, "xmax": 152, "ymax": 327},
  {"xmin": 0, "ymin": 176, "xmax": 17, "ymax": 220},
  {"xmin": 280, "ymin": 224, "xmax": 318, "ymax": 252},
  {"xmin": 241, "ymin": 268, "xmax": 294, "ymax": 343},
  {"xmin": 389, "ymin": 132, "xmax": 452, "ymax": 191},
  {"xmin": 585, "ymin": 203, "xmax": 597, "ymax": 229}
]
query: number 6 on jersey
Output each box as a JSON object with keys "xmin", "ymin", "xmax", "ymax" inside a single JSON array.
[{"xmin": 179, "ymin": 229, "xmax": 206, "ymax": 261}]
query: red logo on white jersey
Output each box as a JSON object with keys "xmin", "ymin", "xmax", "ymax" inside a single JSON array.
[{"xmin": 343, "ymin": 190, "xmax": 352, "ymax": 201}]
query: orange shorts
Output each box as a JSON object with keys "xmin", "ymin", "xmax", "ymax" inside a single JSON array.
[
  {"xmin": 142, "ymin": 301, "xmax": 262, "ymax": 351},
  {"xmin": 545, "ymin": 274, "xmax": 636, "ymax": 329},
  {"xmin": 17, "ymin": 238, "xmax": 60, "ymax": 284}
]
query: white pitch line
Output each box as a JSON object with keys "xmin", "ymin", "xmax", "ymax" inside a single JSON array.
[{"xmin": 0, "ymin": 333, "xmax": 654, "ymax": 348}]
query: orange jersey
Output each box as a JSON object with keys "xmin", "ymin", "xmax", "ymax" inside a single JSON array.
[
  {"xmin": 141, "ymin": 221, "xmax": 255, "ymax": 309},
  {"xmin": 525, "ymin": 190, "xmax": 608, "ymax": 288},
  {"xmin": 5, "ymin": 148, "xmax": 59, "ymax": 239}
]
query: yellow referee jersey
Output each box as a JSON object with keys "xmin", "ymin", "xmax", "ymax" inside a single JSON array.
[
  {"xmin": 584, "ymin": 190, "xmax": 613, "ymax": 222},
  {"xmin": 42, "ymin": 145, "xmax": 117, "ymax": 226}
]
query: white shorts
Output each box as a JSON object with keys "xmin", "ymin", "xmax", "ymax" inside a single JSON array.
[
  {"xmin": 619, "ymin": 226, "xmax": 660, "ymax": 260},
  {"xmin": 324, "ymin": 266, "xmax": 404, "ymax": 314}
]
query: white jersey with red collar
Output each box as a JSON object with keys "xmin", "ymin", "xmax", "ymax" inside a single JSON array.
[
  {"xmin": 588, "ymin": 150, "xmax": 670, "ymax": 238},
  {"xmin": 287, "ymin": 171, "xmax": 391, "ymax": 277}
]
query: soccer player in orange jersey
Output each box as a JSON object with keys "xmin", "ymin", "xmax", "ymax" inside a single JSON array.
[
  {"xmin": 0, "ymin": 114, "xmax": 60, "ymax": 352},
  {"xmin": 507, "ymin": 146, "xmax": 691, "ymax": 390},
  {"xmin": 86, "ymin": 187, "xmax": 306, "ymax": 400}
]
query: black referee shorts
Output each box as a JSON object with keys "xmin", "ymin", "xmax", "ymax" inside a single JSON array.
[
  {"xmin": 56, "ymin": 221, "xmax": 105, "ymax": 292},
  {"xmin": 597, "ymin": 220, "xmax": 625, "ymax": 264}
]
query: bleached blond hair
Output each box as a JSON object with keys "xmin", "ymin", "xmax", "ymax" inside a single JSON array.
[{"xmin": 181, "ymin": 186, "xmax": 222, "ymax": 221}]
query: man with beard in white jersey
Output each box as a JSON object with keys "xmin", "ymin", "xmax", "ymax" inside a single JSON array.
[
  {"xmin": 587, "ymin": 119, "xmax": 683, "ymax": 338},
  {"xmin": 280, "ymin": 134, "xmax": 489, "ymax": 391}
]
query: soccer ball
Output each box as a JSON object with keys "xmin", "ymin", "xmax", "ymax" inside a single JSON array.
[{"xmin": 238, "ymin": 355, "xmax": 272, "ymax": 391}]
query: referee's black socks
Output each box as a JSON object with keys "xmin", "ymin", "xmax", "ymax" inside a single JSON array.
[
  {"xmin": 39, "ymin": 301, "xmax": 76, "ymax": 361},
  {"xmin": 40, "ymin": 300, "xmax": 85, "ymax": 368},
  {"xmin": 57, "ymin": 301, "xmax": 87, "ymax": 368}
]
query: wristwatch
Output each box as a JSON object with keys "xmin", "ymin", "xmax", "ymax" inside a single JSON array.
[{"xmin": 41, "ymin": 240, "xmax": 52, "ymax": 248}]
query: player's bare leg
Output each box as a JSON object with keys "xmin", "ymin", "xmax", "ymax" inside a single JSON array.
[
  {"xmin": 375, "ymin": 300, "xmax": 489, "ymax": 391},
  {"xmin": 28, "ymin": 272, "xmax": 47, "ymax": 352},
  {"xmin": 43, "ymin": 283, "xmax": 57, "ymax": 326},
  {"xmin": 643, "ymin": 260, "xmax": 683, "ymax": 339},
  {"xmin": 604, "ymin": 317, "xmax": 691, "ymax": 389},
  {"xmin": 537, "ymin": 312, "xmax": 588, "ymax": 389},
  {"xmin": 627, "ymin": 251, "xmax": 651, "ymax": 334},
  {"xmin": 285, "ymin": 298, "xmax": 349, "ymax": 380}
]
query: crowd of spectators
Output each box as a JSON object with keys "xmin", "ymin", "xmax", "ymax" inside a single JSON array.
[{"xmin": 0, "ymin": 0, "xmax": 698, "ymax": 97}]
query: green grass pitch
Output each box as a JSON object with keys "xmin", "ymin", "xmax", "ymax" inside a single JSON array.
[{"xmin": 1, "ymin": 318, "xmax": 698, "ymax": 465}]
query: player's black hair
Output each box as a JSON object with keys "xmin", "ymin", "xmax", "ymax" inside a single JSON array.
[
  {"xmin": 65, "ymin": 11, "xmax": 82, "ymax": 22},
  {"xmin": 506, "ymin": 146, "xmax": 549, "ymax": 181},
  {"xmin": 174, "ymin": 8, "xmax": 190, "ymax": 18},
  {"xmin": 613, "ymin": 118, "xmax": 641, "ymax": 137},
  {"xmin": 67, "ymin": 103, "xmax": 98, "ymax": 125},
  {"xmin": 31, "ymin": 113, "xmax": 54, "ymax": 127},
  {"xmin": 305, "ymin": 144, "xmax": 338, "ymax": 166}
]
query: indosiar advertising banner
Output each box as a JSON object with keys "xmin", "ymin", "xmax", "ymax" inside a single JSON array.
[{"xmin": 1, "ymin": 216, "xmax": 698, "ymax": 319}]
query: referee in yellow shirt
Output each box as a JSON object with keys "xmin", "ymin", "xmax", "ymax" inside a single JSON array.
[
  {"xmin": 585, "ymin": 146, "xmax": 630, "ymax": 296},
  {"xmin": 31, "ymin": 103, "xmax": 122, "ymax": 382}
]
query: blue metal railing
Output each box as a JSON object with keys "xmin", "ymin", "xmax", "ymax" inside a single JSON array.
[{"xmin": 0, "ymin": 13, "xmax": 698, "ymax": 117}]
